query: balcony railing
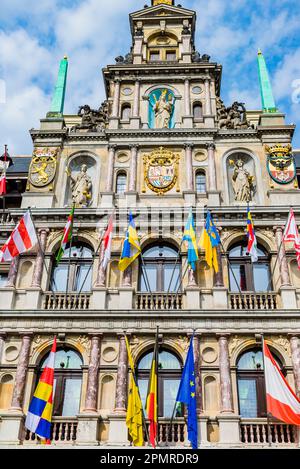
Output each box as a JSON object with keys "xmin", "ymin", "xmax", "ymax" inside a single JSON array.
[
  {"xmin": 136, "ymin": 293, "xmax": 183, "ymax": 310},
  {"xmin": 240, "ymin": 420, "xmax": 297, "ymax": 445},
  {"xmin": 145, "ymin": 419, "xmax": 187, "ymax": 446},
  {"xmin": 230, "ymin": 292, "xmax": 278, "ymax": 310},
  {"xmin": 24, "ymin": 417, "xmax": 78, "ymax": 444},
  {"xmin": 43, "ymin": 292, "xmax": 91, "ymax": 310}
]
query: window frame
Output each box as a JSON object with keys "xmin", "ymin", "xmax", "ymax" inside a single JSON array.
[
  {"xmin": 115, "ymin": 171, "xmax": 127, "ymax": 195},
  {"xmin": 195, "ymin": 170, "xmax": 206, "ymax": 194}
]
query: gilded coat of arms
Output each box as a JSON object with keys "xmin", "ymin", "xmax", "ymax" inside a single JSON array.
[
  {"xmin": 28, "ymin": 147, "xmax": 59, "ymax": 188},
  {"xmin": 265, "ymin": 144, "xmax": 296, "ymax": 185},
  {"xmin": 143, "ymin": 147, "xmax": 180, "ymax": 195}
]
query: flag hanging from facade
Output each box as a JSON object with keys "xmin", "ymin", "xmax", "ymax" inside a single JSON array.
[
  {"xmin": 198, "ymin": 210, "xmax": 220, "ymax": 272},
  {"xmin": 283, "ymin": 208, "xmax": 300, "ymax": 269},
  {"xmin": 56, "ymin": 205, "xmax": 75, "ymax": 262},
  {"xmin": 146, "ymin": 335, "xmax": 158, "ymax": 448},
  {"xmin": 0, "ymin": 146, "xmax": 9, "ymax": 196},
  {"xmin": 246, "ymin": 208, "xmax": 258, "ymax": 262},
  {"xmin": 0, "ymin": 210, "xmax": 38, "ymax": 262},
  {"xmin": 101, "ymin": 215, "xmax": 114, "ymax": 271},
  {"xmin": 25, "ymin": 337, "xmax": 57, "ymax": 441},
  {"xmin": 263, "ymin": 340, "xmax": 300, "ymax": 425},
  {"xmin": 175, "ymin": 336, "xmax": 198, "ymax": 449},
  {"xmin": 125, "ymin": 335, "xmax": 144, "ymax": 447},
  {"xmin": 118, "ymin": 212, "xmax": 141, "ymax": 272},
  {"xmin": 183, "ymin": 208, "xmax": 198, "ymax": 271}
]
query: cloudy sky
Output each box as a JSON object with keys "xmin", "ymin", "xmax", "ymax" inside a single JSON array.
[{"xmin": 0, "ymin": 0, "xmax": 300, "ymax": 154}]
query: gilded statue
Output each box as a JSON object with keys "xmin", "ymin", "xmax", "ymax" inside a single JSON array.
[
  {"xmin": 153, "ymin": 90, "xmax": 174, "ymax": 129},
  {"xmin": 230, "ymin": 158, "xmax": 255, "ymax": 202},
  {"xmin": 66, "ymin": 164, "xmax": 92, "ymax": 207}
]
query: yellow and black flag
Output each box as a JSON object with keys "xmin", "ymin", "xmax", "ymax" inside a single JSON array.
[{"xmin": 125, "ymin": 335, "xmax": 144, "ymax": 447}]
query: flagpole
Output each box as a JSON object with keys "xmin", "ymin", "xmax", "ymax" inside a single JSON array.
[
  {"xmin": 2, "ymin": 144, "xmax": 7, "ymax": 218},
  {"xmin": 266, "ymin": 231, "xmax": 284, "ymax": 293},
  {"xmin": 261, "ymin": 334, "xmax": 272, "ymax": 447},
  {"xmin": 124, "ymin": 332, "xmax": 150, "ymax": 445},
  {"xmin": 155, "ymin": 325, "xmax": 159, "ymax": 447},
  {"xmin": 28, "ymin": 207, "xmax": 58, "ymax": 302}
]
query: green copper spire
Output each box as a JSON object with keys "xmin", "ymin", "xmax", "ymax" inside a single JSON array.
[
  {"xmin": 257, "ymin": 49, "xmax": 277, "ymax": 113},
  {"xmin": 47, "ymin": 56, "xmax": 68, "ymax": 118}
]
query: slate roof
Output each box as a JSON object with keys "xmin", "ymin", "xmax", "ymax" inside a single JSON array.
[{"xmin": 6, "ymin": 157, "xmax": 31, "ymax": 175}]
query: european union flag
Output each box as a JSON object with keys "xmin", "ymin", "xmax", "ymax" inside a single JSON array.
[{"xmin": 176, "ymin": 336, "xmax": 198, "ymax": 449}]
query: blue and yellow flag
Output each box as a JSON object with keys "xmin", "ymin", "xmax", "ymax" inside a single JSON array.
[
  {"xmin": 118, "ymin": 212, "xmax": 141, "ymax": 271},
  {"xmin": 176, "ymin": 336, "xmax": 198, "ymax": 449},
  {"xmin": 183, "ymin": 208, "xmax": 198, "ymax": 271},
  {"xmin": 199, "ymin": 210, "xmax": 220, "ymax": 273}
]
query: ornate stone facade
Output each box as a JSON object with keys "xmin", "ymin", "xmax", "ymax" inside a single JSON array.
[{"xmin": 0, "ymin": 0, "xmax": 300, "ymax": 449}]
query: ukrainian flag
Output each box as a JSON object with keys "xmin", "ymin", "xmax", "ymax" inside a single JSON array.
[
  {"xmin": 118, "ymin": 212, "xmax": 141, "ymax": 271},
  {"xmin": 25, "ymin": 338, "xmax": 56, "ymax": 442},
  {"xmin": 183, "ymin": 208, "xmax": 198, "ymax": 270},
  {"xmin": 199, "ymin": 210, "xmax": 221, "ymax": 273}
]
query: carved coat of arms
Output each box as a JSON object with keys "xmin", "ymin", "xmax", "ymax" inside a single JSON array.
[
  {"xmin": 143, "ymin": 147, "xmax": 180, "ymax": 195},
  {"xmin": 28, "ymin": 147, "xmax": 59, "ymax": 188},
  {"xmin": 265, "ymin": 144, "xmax": 296, "ymax": 185}
]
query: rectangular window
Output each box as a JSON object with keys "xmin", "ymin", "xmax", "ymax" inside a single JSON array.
[
  {"xmin": 140, "ymin": 265, "xmax": 157, "ymax": 292},
  {"xmin": 0, "ymin": 272, "xmax": 8, "ymax": 287},
  {"xmin": 166, "ymin": 51, "xmax": 176, "ymax": 61},
  {"xmin": 163, "ymin": 379, "xmax": 180, "ymax": 417},
  {"xmin": 149, "ymin": 51, "xmax": 160, "ymax": 62},
  {"xmin": 238, "ymin": 378, "xmax": 258, "ymax": 418}
]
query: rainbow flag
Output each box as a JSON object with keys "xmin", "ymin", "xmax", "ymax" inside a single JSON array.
[{"xmin": 25, "ymin": 338, "xmax": 56, "ymax": 442}]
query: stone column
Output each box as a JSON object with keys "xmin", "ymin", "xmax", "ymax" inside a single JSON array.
[
  {"xmin": 193, "ymin": 334, "xmax": 203, "ymax": 414},
  {"xmin": 95, "ymin": 242, "xmax": 106, "ymax": 287},
  {"xmin": 106, "ymin": 145, "xmax": 116, "ymax": 192},
  {"xmin": 11, "ymin": 334, "xmax": 32, "ymax": 411},
  {"xmin": 207, "ymin": 143, "xmax": 217, "ymax": 192},
  {"xmin": 114, "ymin": 335, "xmax": 128, "ymax": 413},
  {"xmin": 0, "ymin": 333, "xmax": 6, "ymax": 363},
  {"xmin": 204, "ymin": 78, "xmax": 212, "ymax": 116},
  {"xmin": 128, "ymin": 145, "xmax": 138, "ymax": 192},
  {"xmin": 112, "ymin": 79, "xmax": 121, "ymax": 118},
  {"xmin": 290, "ymin": 335, "xmax": 300, "ymax": 397},
  {"xmin": 218, "ymin": 335, "xmax": 234, "ymax": 413},
  {"xmin": 31, "ymin": 229, "xmax": 49, "ymax": 288},
  {"xmin": 132, "ymin": 80, "xmax": 140, "ymax": 118},
  {"xmin": 274, "ymin": 226, "xmax": 291, "ymax": 286},
  {"xmin": 185, "ymin": 143, "xmax": 194, "ymax": 191},
  {"xmin": 6, "ymin": 256, "xmax": 20, "ymax": 288},
  {"xmin": 84, "ymin": 335, "xmax": 102, "ymax": 412},
  {"xmin": 184, "ymin": 79, "xmax": 191, "ymax": 116}
]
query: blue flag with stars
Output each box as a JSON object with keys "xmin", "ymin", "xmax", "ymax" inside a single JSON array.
[{"xmin": 176, "ymin": 336, "xmax": 198, "ymax": 449}]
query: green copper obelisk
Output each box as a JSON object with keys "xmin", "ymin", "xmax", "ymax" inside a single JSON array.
[
  {"xmin": 47, "ymin": 56, "xmax": 68, "ymax": 118},
  {"xmin": 257, "ymin": 49, "xmax": 277, "ymax": 113}
]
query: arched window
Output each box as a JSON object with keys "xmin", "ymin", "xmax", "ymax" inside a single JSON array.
[
  {"xmin": 116, "ymin": 172, "xmax": 127, "ymax": 195},
  {"xmin": 51, "ymin": 242, "xmax": 93, "ymax": 292},
  {"xmin": 137, "ymin": 348, "xmax": 183, "ymax": 418},
  {"xmin": 193, "ymin": 102, "xmax": 203, "ymax": 120},
  {"xmin": 140, "ymin": 243, "xmax": 180, "ymax": 292},
  {"xmin": 121, "ymin": 103, "xmax": 131, "ymax": 120},
  {"xmin": 38, "ymin": 348, "xmax": 83, "ymax": 416},
  {"xmin": 237, "ymin": 347, "xmax": 283, "ymax": 418},
  {"xmin": 228, "ymin": 242, "xmax": 271, "ymax": 292},
  {"xmin": 195, "ymin": 170, "xmax": 206, "ymax": 193}
]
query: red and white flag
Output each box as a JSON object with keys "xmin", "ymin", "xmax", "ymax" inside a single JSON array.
[
  {"xmin": 0, "ymin": 210, "xmax": 38, "ymax": 262},
  {"xmin": 264, "ymin": 340, "xmax": 300, "ymax": 425},
  {"xmin": 283, "ymin": 208, "xmax": 300, "ymax": 269},
  {"xmin": 101, "ymin": 215, "xmax": 113, "ymax": 271},
  {"xmin": 0, "ymin": 146, "xmax": 9, "ymax": 196}
]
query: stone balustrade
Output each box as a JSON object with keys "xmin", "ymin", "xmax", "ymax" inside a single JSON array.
[
  {"xmin": 145, "ymin": 419, "xmax": 187, "ymax": 446},
  {"xmin": 24, "ymin": 417, "xmax": 78, "ymax": 445},
  {"xmin": 136, "ymin": 292, "xmax": 183, "ymax": 310},
  {"xmin": 43, "ymin": 292, "xmax": 91, "ymax": 310},
  {"xmin": 240, "ymin": 420, "xmax": 296, "ymax": 445},
  {"xmin": 230, "ymin": 292, "xmax": 278, "ymax": 310}
]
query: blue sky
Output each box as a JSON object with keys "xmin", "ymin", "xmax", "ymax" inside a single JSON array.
[{"xmin": 0, "ymin": 0, "xmax": 300, "ymax": 154}]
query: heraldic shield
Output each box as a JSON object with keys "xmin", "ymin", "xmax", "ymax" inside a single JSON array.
[
  {"xmin": 143, "ymin": 147, "xmax": 180, "ymax": 195},
  {"xmin": 266, "ymin": 144, "xmax": 296, "ymax": 185}
]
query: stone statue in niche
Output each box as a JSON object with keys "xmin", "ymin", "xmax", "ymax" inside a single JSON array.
[
  {"xmin": 66, "ymin": 163, "xmax": 92, "ymax": 207},
  {"xmin": 229, "ymin": 158, "xmax": 255, "ymax": 202},
  {"xmin": 153, "ymin": 89, "xmax": 174, "ymax": 128}
]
